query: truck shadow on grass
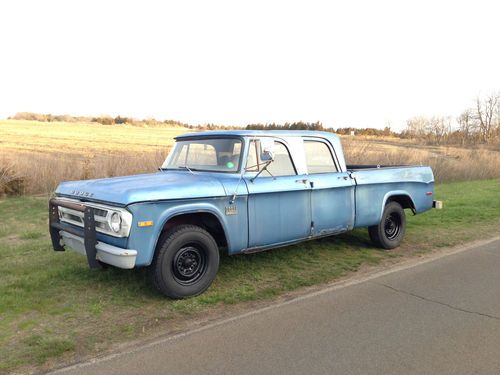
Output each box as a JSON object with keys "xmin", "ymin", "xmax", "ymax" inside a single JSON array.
[
  {"xmin": 61, "ymin": 228, "xmax": 381, "ymax": 303},
  {"xmin": 90, "ymin": 228, "xmax": 382, "ymax": 301}
]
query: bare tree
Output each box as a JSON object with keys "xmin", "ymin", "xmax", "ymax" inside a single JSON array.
[
  {"xmin": 405, "ymin": 117, "xmax": 428, "ymax": 139},
  {"xmin": 475, "ymin": 91, "xmax": 500, "ymax": 143},
  {"xmin": 457, "ymin": 109, "xmax": 477, "ymax": 145},
  {"xmin": 405, "ymin": 91, "xmax": 500, "ymax": 146},
  {"xmin": 404, "ymin": 116, "xmax": 451, "ymax": 144},
  {"xmin": 427, "ymin": 116, "xmax": 451, "ymax": 145}
]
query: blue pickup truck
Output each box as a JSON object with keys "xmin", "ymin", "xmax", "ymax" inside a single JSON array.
[{"xmin": 50, "ymin": 131, "xmax": 441, "ymax": 298}]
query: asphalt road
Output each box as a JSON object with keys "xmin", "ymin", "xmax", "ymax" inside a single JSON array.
[{"xmin": 55, "ymin": 239, "xmax": 500, "ymax": 375}]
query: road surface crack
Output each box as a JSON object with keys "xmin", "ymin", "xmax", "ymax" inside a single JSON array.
[{"xmin": 374, "ymin": 282, "xmax": 500, "ymax": 321}]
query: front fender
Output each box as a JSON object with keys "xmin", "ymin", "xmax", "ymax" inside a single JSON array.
[
  {"xmin": 156, "ymin": 202, "xmax": 231, "ymax": 252},
  {"xmin": 126, "ymin": 197, "xmax": 247, "ymax": 266}
]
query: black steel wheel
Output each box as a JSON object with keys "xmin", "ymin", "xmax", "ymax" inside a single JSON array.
[
  {"xmin": 384, "ymin": 212, "xmax": 402, "ymax": 240},
  {"xmin": 172, "ymin": 246, "xmax": 207, "ymax": 285},
  {"xmin": 150, "ymin": 225, "xmax": 219, "ymax": 299},
  {"xmin": 368, "ymin": 201, "xmax": 406, "ymax": 249}
]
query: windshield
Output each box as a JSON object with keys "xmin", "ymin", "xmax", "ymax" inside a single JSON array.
[{"xmin": 162, "ymin": 138, "xmax": 242, "ymax": 172}]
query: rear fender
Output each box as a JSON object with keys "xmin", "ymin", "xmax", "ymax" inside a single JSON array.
[{"xmin": 380, "ymin": 191, "xmax": 416, "ymax": 219}]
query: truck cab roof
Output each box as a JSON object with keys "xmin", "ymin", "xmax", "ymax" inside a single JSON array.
[{"xmin": 176, "ymin": 130, "xmax": 341, "ymax": 140}]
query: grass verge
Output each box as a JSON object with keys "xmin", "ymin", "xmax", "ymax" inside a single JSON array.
[{"xmin": 0, "ymin": 179, "xmax": 499, "ymax": 373}]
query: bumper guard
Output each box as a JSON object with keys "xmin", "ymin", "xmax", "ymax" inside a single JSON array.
[{"xmin": 49, "ymin": 198, "xmax": 136, "ymax": 269}]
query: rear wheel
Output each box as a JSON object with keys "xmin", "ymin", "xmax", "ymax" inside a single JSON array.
[
  {"xmin": 150, "ymin": 225, "xmax": 219, "ymax": 298},
  {"xmin": 368, "ymin": 201, "xmax": 406, "ymax": 249}
]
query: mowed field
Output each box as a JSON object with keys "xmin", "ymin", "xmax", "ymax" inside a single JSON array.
[
  {"xmin": 2, "ymin": 119, "xmax": 500, "ymax": 196},
  {"xmin": 0, "ymin": 120, "xmax": 189, "ymax": 195},
  {"xmin": 0, "ymin": 119, "xmax": 186, "ymax": 155}
]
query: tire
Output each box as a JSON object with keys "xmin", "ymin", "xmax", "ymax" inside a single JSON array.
[
  {"xmin": 368, "ymin": 201, "xmax": 406, "ymax": 249},
  {"xmin": 150, "ymin": 225, "xmax": 219, "ymax": 299}
]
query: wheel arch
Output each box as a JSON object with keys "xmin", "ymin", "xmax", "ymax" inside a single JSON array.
[
  {"xmin": 150, "ymin": 209, "xmax": 229, "ymax": 265},
  {"xmin": 381, "ymin": 191, "xmax": 416, "ymax": 217}
]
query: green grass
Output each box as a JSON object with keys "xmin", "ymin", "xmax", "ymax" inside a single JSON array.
[{"xmin": 1, "ymin": 179, "xmax": 500, "ymax": 373}]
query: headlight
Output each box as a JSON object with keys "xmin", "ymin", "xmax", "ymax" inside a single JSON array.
[{"xmin": 109, "ymin": 212, "xmax": 122, "ymax": 233}]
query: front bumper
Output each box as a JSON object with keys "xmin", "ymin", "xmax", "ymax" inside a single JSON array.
[
  {"xmin": 49, "ymin": 198, "xmax": 137, "ymax": 269},
  {"xmin": 60, "ymin": 230, "xmax": 137, "ymax": 269}
]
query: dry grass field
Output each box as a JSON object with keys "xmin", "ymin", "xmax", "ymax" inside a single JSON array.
[
  {"xmin": 1, "ymin": 119, "xmax": 500, "ymax": 195},
  {"xmin": 342, "ymin": 137, "xmax": 500, "ymax": 182},
  {"xmin": 0, "ymin": 120, "xmax": 189, "ymax": 195},
  {"xmin": 0, "ymin": 119, "xmax": 188, "ymax": 154}
]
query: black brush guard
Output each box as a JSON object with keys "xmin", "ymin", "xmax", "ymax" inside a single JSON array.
[{"xmin": 49, "ymin": 198, "xmax": 102, "ymax": 268}]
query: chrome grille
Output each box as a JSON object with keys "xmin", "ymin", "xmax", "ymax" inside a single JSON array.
[
  {"xmin": 94, "ymin": 208, "xmax": 107, "ymax": 217},
  {"xmin": 58, "ymin": 206, "xmax": 112, "ymax": 233},
  {"xmin": 54, "ymin": 197, "xmax": 133, "ymax": 238}
]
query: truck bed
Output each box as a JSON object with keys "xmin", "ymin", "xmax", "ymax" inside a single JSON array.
[
  {"xmin": 346, "ymin": 164, "xmax": 413, "ymax": 170},
  {"xmin": 347, "ymin": 164, "xmax": 435, "ymax": 228}
]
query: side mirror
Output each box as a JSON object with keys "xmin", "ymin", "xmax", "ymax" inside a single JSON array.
[{"xmin": 260, "ymin": 138, "xmax": 275, "ymax": 161}]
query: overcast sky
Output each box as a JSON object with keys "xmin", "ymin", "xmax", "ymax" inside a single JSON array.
[{"xmin": 1, "ymin": 0, "xmax": 499, "ymax": 130}]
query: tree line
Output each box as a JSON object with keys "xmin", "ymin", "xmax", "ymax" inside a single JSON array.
[
  {"xmin": 402, "ymin": 91, "xmax": 500, "ymax": 145},
  {"xmin": 10, "ymin": 90, "xmax": 500, "ymax": 145},
  {"xmin": 10, "ymin": 112, "xmax": 188, "ymax": 128},
  {"xmin": 9, "ymin": 113, "xmax": 394, "ymax": 137},
  {"xmin": 245, "ymin": 122, "xmax": 396, "ymax": 137}
]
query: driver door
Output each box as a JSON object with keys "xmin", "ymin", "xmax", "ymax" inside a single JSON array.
[{"xmin": 244, "ymin": 139, "xmax": 311, "ymax": 248}]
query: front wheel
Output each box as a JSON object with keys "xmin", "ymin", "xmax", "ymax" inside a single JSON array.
[
  {"xmin": 150, "ymin": 225, "xmax": 220, "ymax": 299},
  {"xmin": 368, "ymin": 201, "xmax": 406, "ymax": 249}
]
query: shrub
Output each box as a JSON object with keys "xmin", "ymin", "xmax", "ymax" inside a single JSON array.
[{"xmin": 0, "ymin": 164, "xmax": 25, "ymax": 196}]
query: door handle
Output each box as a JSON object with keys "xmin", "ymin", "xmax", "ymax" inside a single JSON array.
[
  {"xmin": 295, "ymin": 179, "xmax": 308, "ymax": 184},
  {"xmin": 338, "ymin": 176, "xmax": 349, "ymax": 180}
]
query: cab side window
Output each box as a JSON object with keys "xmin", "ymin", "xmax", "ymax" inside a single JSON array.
[
  {"xmin": 304, "ymin": 140, "xmax": 337, "ymax": 174},
  {"xmin": 246, "ymin": 140, "xmax": 296, "ymax": 177},
  {"xmin": 246, "ymin": 140, "xmax": 260, "ymax": 172},
  {"xmin": 268, "ymin": 142, "xmax": 296, "ymax": 176}
]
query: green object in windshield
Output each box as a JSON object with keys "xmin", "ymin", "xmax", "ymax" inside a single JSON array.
[{"xmin": 226, "ymin": 161, "xmax": 235, "ymax": 169}]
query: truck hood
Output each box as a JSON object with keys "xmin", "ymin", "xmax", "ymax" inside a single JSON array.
[{"xmin": 55, "ymin": 171, "xmax": 227, "ymax": 206}]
